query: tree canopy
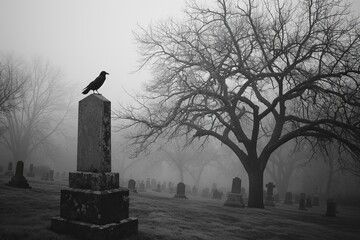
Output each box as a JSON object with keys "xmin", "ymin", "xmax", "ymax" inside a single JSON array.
[{"xmin": 119, "ymin": 0, "xmax": 360, "ymax": 207}]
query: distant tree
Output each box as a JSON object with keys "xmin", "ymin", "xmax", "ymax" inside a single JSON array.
[
  {"xmin": 0, "ymin": 57, "xmax": 73, "ymax": 167},
  {"xmin": 265, "ymin": 141, "xmax": 307, "ymax": 197},
  {"xmin": 119, "ymin": 0, "xmax": 360, "ymax": 208},
  {"xmin": 0, "ymin": 54, "xmax": 26, "ymax": 135}
]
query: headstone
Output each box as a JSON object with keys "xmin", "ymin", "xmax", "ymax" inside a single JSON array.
[
  {"xmin": 128, "ymin": 179, "xmax": 138, "ymax": 193},
  {"xmin": 7, "ymin": 161, "xmax": 31, "ymax": 188},
  {"xmin": 299, "ymin": 193, "xmax": 307, "ymax": 210},
  {"xmin": 51, "ymin": 94, "xmax": 138, "ymax": 239},
  {"xmin": 26, "ymin": 164, "xmax": 35, "ymax": 177},
  {"xmin": 284, "ymin": 192, "xmax": 293, "ymax": 205},
  {"xmin": 224, "ymin": 177, "xmax": 245, "ymax": 208},
  {"xmin": 313, "ymin": 194, "xmax": 320, "ymax": 206},
  {"xmin": 55, "ymin": 172, "xmax": 60, "ymax": 179},
  {"xmin": 146, "ymin": 178, "xmax": 151, "ymax": 189},
  {"xmin": 264, "ymin": 182, "xmax": 276, "ymax": 207},
  {"xmin": 155, "ymin": 183, "xmax": 161, "ymax": 192},
  {"xmin": 138, "ymin": 181, "xmax": 146, "ymax": 192},
  {"xmin": 5, "ymin": 161, "xmax": 14, "ymax": 177},
  {"xmin": 174, "ymin": 182, "xmax": 187, "ymax": 199},
  {"xmin": 325, "ymin": 198, "xmax": 337, "ymax": 217},
  {"xmin": 49, "ymin": 170, "xmax": 54, "ymax": 181},
  {"xmin": 306, "ymin": 195, "xmax": 312, "ymax": 208},
  {"xmin": 212, "ymin": 189, "xmax": 223, "ymax": 200},
  {"xmin": 201, "ymin": 187, "xmax": 210, "ymax": 198}
]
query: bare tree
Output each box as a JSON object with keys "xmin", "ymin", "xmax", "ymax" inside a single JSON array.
[
  {"xmin": 265, "ymin": 141, "xmax": 307, "ymax": 197},
  {"xmin": 0, "ymin": 57, "xmax": 74, "ymax": 168},
  {"xmin": 0, "ymin": 54, "xmax": 26, "ymax": 135},
  {"xmin": 118, "ymin": 0, "xmax": 360, "ymax": 208}
]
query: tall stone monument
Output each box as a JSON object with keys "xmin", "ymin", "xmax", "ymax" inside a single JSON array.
[
  {"xmin": 224, "ymin": 177, "xmax": 245, "ymax": 208},
  {"xmin": 51, "ymin": 94, "xmax": 138, "ymax": 239}
]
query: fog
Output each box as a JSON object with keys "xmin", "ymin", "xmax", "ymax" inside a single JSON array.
[{"xmin": 1, "ymin": 0, "xmax": 360, "ymax": 208}]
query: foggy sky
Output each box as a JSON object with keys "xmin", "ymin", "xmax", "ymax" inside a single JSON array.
[
  {"xmin": 0, "ymin": 0, "xmax": 185, "ymax": 103},
  {"xmin": 1, "ymin": 0, "xmax": 360, "ymax": 105}
]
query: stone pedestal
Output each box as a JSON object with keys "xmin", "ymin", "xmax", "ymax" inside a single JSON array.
[
  {"xmin": 264, "ymin": 196, "xmax": 276, "ymax": 207},
  {"xmin": 224, "ymin": 193, "xmax": 245, "ymax": 208},
  {"xmin": 7, "ymin": 161, "xmax": 31, "ymax": 188},
  {"xmin": 51, "ymin": 94, "xmax": 138, "ymax": 239}
]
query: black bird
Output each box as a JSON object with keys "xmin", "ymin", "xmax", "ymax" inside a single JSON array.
[{"xmin": 82, "ymin": 71, "xmax": 109, "ymax": 94}]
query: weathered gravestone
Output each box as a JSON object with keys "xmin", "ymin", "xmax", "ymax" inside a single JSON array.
[
  {"xmin": 51, "ymin": 94, "xmax": 138, "ymax": 239},
  {"xmin": 299, "ymin": 193, "xmax": 307, "ymax": 210},
  {"xmin": 155, "ymin": 183, "xmax": 161, "ymax": 192},
  {"xmin": 5, "ymin": 161, "xmax": 14, "ymax": 177},
  {"xmin": 212, "ymin": 189, "xmax": 223, "ymax": 200},
  {"xmin": 138, "ymin": 181, "xmax": 146, "ymax": 192},
  {"xmin": 26, "ymin": 164, "xmax": 35, "ymax": 177},
  {"xmin": 264, "ymin": 182, "xmax": 276, "ymax": 207},
  {"xmin": 284, "ymin": 192, "xmax": 293, "ymax": 205},
  {"xmin": 313, "ymin": 194, "xmax": 320, "ymax": 206},
  {"xmin": 306, "ymin": 195, "xmax": 312, "ymax": 208},
  {"xmin": 7, "ymin": 161, "xmax": 31, "ymax": 188},
  {"xmin": 224, "ymin": 177, "xmax": 245, "ymax": 208},
  {"xmin": 128, "ymin": 179, "xmax": 138, "ymax": 193},
  {"xmin": 325, "ymin": 198, "xmax": 337, "ymax": 217},
  {"xmin": 174, "ymin": 182, "xmax": 187, "ymax": 199}
]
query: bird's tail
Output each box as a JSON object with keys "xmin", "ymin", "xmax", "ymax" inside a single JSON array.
[{"xmin": 82, "ymin": 88, "xmax": 90, "ymax": 94}]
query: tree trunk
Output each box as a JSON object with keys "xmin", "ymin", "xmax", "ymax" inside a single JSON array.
[{"xmin": 247, "ymin": 166, "xmax": 264, "ymax": 208}]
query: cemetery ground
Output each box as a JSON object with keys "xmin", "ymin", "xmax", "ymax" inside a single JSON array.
[{"xmin": 0, "ymin": 176, "xmax": 359, "ymax": 240}]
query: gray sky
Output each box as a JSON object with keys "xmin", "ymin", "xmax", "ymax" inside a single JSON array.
[
  {"xmin": 0, "ymin": 0, "xmax": 359, "ymax": 104},
  {"xmin": 0, "ymin": 0, "xmax": 186, "ymax": 103}
]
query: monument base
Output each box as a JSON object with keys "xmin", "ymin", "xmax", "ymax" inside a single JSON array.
[
  {"xmin": 264, "ymin": 196, "xmax": 275, "ymax": 207},
  {"xmin": 51, "ymin": 216, "xmax": 138, "ymax": 240},
  {"xmin": 174, "ymin": 194, "xmax": 187, "ymax": 199},
  {"xmin": 7, "ymin": 175, "xmax": 31, "ymax": 189},
  {"xmin": 224, "ymin": 193, "xmax": 245, "ymax": 208}
]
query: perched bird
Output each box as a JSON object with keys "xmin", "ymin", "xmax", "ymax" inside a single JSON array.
[{"xmin": 82, "ymin": 71, "xmax": 109, "ymax": 94}]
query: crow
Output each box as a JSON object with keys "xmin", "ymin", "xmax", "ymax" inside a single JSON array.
[{"xmin": 82, "ymin": 71, "xmax": 109, "ymax": 94}]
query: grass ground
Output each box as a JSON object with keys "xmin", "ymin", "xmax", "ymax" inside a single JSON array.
[{"xmin": 0, "ymin": 176, "xmax": 359, "ymax": 240}]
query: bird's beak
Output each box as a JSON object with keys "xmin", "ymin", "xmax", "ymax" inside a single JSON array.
[{"xmin": 106, "ymin": 72, "xmax": 109, "ymax": 75}]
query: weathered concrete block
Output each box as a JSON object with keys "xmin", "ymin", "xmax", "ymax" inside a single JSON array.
[
  {"xmin": 60, "ymin": 188, "xmax": 129, "ymax": 225},
  {"xmin": 77, "ymin": 94, "xmax": 111, "ymax": 173},
  {"xmin": 69, "ymin": 172, "xmax": 119, "ymax": 191},
  {"xmin": 51, "ymin": 216, "xmax": 138, "ymax": 240}
]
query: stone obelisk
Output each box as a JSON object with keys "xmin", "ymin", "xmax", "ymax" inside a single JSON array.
[{"xmin": 51, "ymin": 94, "xmax": 138, "ymax": 240}]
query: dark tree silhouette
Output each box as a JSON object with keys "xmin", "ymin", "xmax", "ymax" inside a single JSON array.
[
  {"xmin": 119, "ymin": 0, "xmax": 360, "ymax": 208},
  {"xmin": 0, "ymin": 54, "xmax": 26, "ymax": 135}
]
